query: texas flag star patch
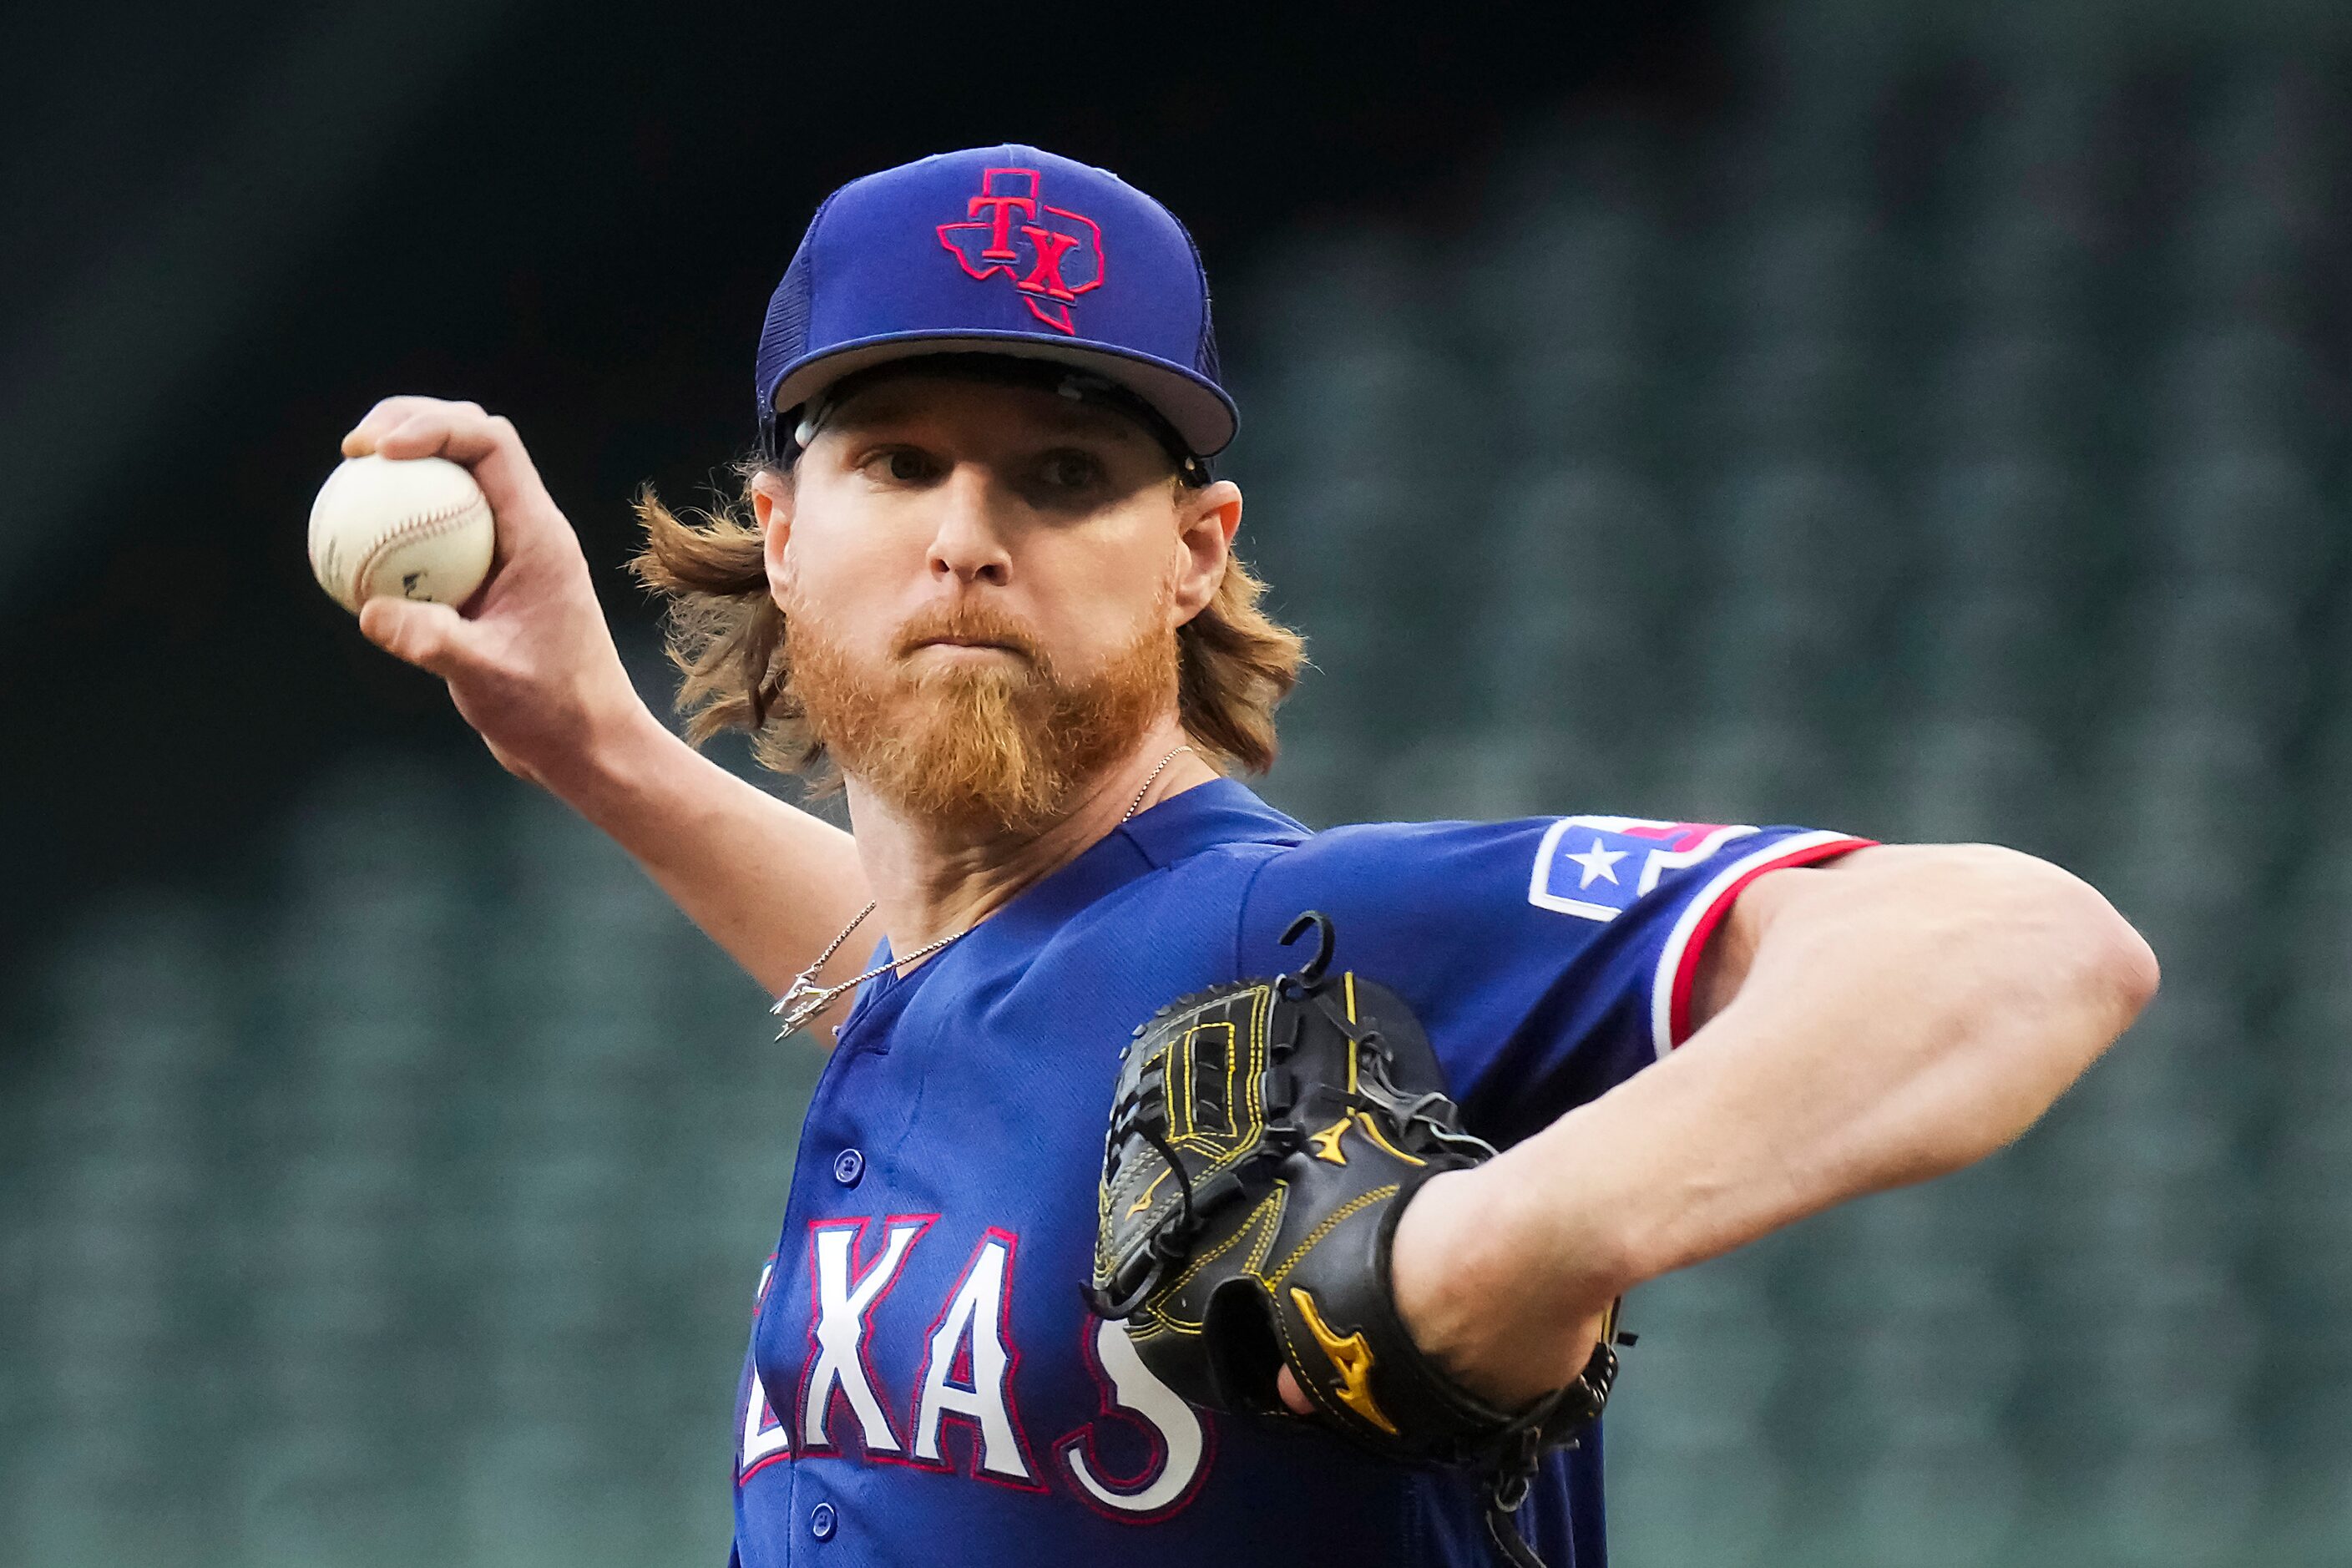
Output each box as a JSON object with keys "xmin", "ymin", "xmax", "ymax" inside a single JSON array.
[{"xmin": 1527, "ymin": 817, "xmax": 1761, "ymax": 921}]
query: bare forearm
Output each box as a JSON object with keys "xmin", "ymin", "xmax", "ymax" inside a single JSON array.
[
  {"xmin": 546, "ymin": 706, "xmax": 869, "ymax": 999},
  {"xmin": 1503, "ymin": 846, "xmax": 2159, "ymax": 1306}
]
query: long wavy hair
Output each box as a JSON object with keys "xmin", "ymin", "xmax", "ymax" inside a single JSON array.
[{"xmin": 629, "ymin": 456, "xmax": 1305, "ymax": 793}]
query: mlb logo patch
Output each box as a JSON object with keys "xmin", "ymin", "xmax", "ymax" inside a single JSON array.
[{"xmin": 1528, "ymin": 817, "xmax": 1758, "ymax": 921}]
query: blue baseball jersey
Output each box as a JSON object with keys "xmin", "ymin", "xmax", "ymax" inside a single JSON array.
[{"xmin": 730, "ymin": 780, "xmax": 1867, "ymax": 1567}]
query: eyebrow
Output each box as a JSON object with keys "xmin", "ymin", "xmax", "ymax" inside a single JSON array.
[{"xmin": 1029, "ymin": 399, "xmax": 1152, "ymax": 444}]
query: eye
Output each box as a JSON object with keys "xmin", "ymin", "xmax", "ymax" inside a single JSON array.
[
  {"xmin": 1038, "ymin": 448, "xmax": 1105, "ymax": 491},
  {"xmin": 862, "ymin": 446, "xmax": 939, "ymax": 483}
]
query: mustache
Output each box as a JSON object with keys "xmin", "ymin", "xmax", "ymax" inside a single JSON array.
[{"xmin": 893, "ymin": 602, "xmax": 1046, "ymax": 665}]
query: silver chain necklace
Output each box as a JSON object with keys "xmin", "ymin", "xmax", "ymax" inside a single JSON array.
[{"xmin": 771, "ymin": 745, "xmax": 1196, "ymax": 1039}]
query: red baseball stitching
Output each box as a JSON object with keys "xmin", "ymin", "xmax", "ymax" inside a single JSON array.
[{"xmin": 343, "ymin": 496, "xmax": 488, "ymax": 607}]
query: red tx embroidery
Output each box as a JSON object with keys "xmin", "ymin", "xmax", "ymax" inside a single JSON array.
[{"xmin": 937, "ymin": 167, "xmax": 1105, "ymax": 334}]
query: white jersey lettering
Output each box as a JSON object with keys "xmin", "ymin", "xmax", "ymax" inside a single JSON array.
[
  {"xmin": 801, "ymin": 1218, "xmax": 928, "ymax": 1454},
  {"xmin": 910, "ymin": 1230, "xmax": 1034, "ymax": 1482},
  {"xmin": 740, "ymin": 1259, "xmax": 791, "ymax": 1477},
  {"xmin": 1057, "ymin": 1314, "xmax": 1210, "ymax": 1518}
]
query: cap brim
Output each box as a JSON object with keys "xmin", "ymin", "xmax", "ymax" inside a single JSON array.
[{"xmin": 767, "ymin": 331, "xmax": 1237, "ymax": 457}]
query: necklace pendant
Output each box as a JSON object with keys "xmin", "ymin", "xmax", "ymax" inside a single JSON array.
[{"xmin": 773, "ymin": 975, "xmax": 833, "ymax": 1040}]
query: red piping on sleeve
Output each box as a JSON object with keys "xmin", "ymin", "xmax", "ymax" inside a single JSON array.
[{"xmin": 1663, "ymin": 837, "xmax": 1877, "ymax": 1051}]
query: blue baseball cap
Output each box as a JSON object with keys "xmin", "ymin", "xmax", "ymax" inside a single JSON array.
[{"xmin": 755, "ymin": 144, "xmax": 1237, "ymax": 462}]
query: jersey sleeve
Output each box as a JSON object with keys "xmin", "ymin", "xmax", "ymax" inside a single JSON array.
[{"xmin": 1236, "ymin": 815, "xmax": 1873, "ymax": 1148}]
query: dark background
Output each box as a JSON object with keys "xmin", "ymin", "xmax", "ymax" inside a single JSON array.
[{"xmin": 0, "ymin": 0, "xmax": 1723, "ymax": 964}]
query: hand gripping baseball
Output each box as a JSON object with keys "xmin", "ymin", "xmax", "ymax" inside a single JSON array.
[
  {"xmin": 339, "ymin": 397, "xmax": 650, "ymax": 789},
  {"xmin": 1089, "ymin": 913, "xmax": 1620, "ymax": 1568}
]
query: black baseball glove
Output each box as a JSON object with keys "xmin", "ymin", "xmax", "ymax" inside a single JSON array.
[{"xmin": 1086, "ymin": 912, "xmax": 1620, "ymax": 1568}]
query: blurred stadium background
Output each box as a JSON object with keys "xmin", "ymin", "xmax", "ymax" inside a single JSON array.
[{"xmin": 3, "ymin": 1, "xmax": 2347, "ymax": 1564}]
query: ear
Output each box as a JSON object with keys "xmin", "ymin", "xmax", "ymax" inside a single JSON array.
[
  {"xmin": 751, "ymin": 468, "xmax": 795, "ymax": 586},
  {"xmin": 1172, "ymin": 479, "xmax": 1243, "ymax": 626}
]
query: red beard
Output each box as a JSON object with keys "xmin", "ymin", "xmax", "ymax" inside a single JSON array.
[{"xmin": 783, "ymin": 592, "xmax": 1180, "ymax": 838}]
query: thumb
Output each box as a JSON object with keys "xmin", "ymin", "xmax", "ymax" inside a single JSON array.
[{"xmin": 357, "ymin": 596, "xmax": 480, "ymax": 678}]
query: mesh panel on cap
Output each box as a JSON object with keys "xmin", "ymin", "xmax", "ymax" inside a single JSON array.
[
  {"xmin": 753, "ymin": 195, "xmax": 834, "ymax": 426},
  {"xmin": 1178, "ymin": 220, "xmax": 1223, "ymax": 387}
]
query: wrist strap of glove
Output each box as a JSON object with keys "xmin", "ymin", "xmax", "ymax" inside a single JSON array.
[{"xmin": 1479, "ymin": 1335, "xmax": 1620, "ymax": 1568}]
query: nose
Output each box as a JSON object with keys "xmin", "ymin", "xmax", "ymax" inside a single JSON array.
[{"xmin": 928, "ymin": 467, "xmax": 1013, "ymax": 587}]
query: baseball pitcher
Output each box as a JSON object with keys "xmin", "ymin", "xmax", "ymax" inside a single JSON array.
[{"xmin": 340, "ymin": 145, "xmax": 2157, "ymax": 1567}]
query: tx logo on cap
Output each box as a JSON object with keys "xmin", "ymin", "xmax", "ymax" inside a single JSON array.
[{"xmin": 937, "ymin": 166, "xmax": 1105, "ymax": 335}]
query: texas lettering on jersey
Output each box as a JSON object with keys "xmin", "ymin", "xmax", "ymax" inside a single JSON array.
[{"xmin": 738, "ymin": 1221, "xmax": 1211, "ymax": 1518}]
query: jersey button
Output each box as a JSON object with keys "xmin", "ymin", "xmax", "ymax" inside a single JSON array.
[
  {"xmin": 809, "ymin": 1502, "xmax": 837, "ymax": 1541},
  {"xmin": 832, "ymin": 1148, "xmax": 865, "ymax": 1187}
]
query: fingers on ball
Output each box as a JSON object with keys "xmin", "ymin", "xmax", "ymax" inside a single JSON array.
[
  {"xmin": 356, "ymin": 597, "xmax": 412, "ymax": 655},
  {"xmin": 344, "ymin": 397, "xmax": 505, "ymax": 462},
  {"xmin": 360, "ymin": 597, "xmax": 461, "ymax": 670},
  {"xmin": 345, "ymin": 395, "xmax": 434, "ymax": 453}
]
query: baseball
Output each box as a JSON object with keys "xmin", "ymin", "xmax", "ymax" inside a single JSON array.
[{"xmin": 307, "ymin": 453, "xmax": 496, "ymax": 615}]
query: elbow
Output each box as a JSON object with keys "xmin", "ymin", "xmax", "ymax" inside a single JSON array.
[
  {"xmin": 2095, "ymin": 908, "xmax": 2162, "ymax": 1029},
  {"xmin": 1926, "ymin": 867, "xmax": 2157, "ymax": 1174},
  {"xmin": 1998, "ymin": 888, "xmax": 2157, "ymax": 1156},
  {"xmin": 1928, "ymin": 845, "xmax": 2162, "ymax": 1115},
  {"xmin": 2001, "ymin": 856, "xmax": 2162, "ymax": 1107},
  {"xmin": 2040, "ymin": 862, "xmax": 2159, "ymax": 1039},
  {"xmin": 1953, "ymin": 844, "xmax": 2159, "ymax": 1034}
]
